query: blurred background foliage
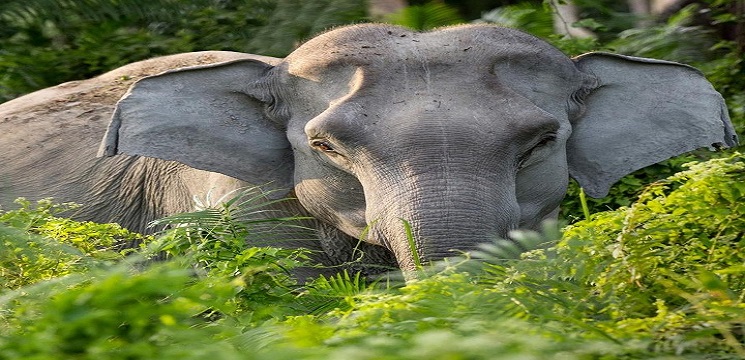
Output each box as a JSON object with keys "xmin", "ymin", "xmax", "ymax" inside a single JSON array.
[
  {"xmin": 0, "ymin": 0, "xmax": 742, "ymax": 219},
  {"xmin": 0, "ymin": 0, "xmax": 367, "ymax": 101}
]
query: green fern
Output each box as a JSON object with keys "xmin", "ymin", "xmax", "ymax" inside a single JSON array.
[
  {"xmin": 149, "ymin": 187, "xmax": 311, "ymax": 266},
  {"xmin": 297, "ymin": 270, "xmax": 379, "ymax": 316},
  {"xmin": 3, "ymin": 154, "xmax": 745, "ymax": 358}
]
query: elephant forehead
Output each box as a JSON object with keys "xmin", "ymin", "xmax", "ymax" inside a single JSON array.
[{"xmin": 284, "ymin": 24, "xmax": 576, "ymax": 81}]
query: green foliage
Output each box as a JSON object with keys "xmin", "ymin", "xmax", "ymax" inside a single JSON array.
[
  {"xmin": 0, "ymin": 197, "xmax": 81, "ymax": 230},
  {"xmin": 384, "ymin": 1, "xmax": 464, "ymax": 31},
  {"xmin": 0, "ymin": 262, "xmax": 244, "ymax": 359},
  {"xmin": 609, "ymin": 4, "xmax": 722, "ymax": 65},
  {"xmin": 147, "ymin": 188, "xmax": 312, "ymax": 320},
  {"xmin": 478, "ymin": 2, "xmax": 555, "ymax": 38},
  {"xmin": 2, "ymin": 154, "xmax": 745, "ymax": 358},
  {"xmin": 552, "ymin": 152, "xmax": 745, "ymax": 356},
  {"xmin": 563, "ymin": 153, "xmax": 745, "ymax": 305},
  {"xmin": 569, "ymin": 0, "xmax": 638, "ymax": 42},
  {"xmin": 0, "ymin": 194, "xmax": 309, "ymax": 359},
  {"xmin": 0, "ymin": 0, "xmax": 368, "ymax": 102},
  {"xmin": 0, "ymin": 198, "xmax": 148, "ymax": 289},
  {"xmin": 0, "ymin": 224, "xmax": 88, "ymax": 290},
  {"xmin": 476, "ymin": 2, "xmax": 602, "ymax": 55}
]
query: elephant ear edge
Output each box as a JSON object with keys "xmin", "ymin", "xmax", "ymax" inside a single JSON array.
[
  {"xmin": 98, "ymin": 57, "xmax": 296, "ymax": 194},
  {"xmin": 567, "ymin": 52, "xmax": 738, "ymax": 198}
]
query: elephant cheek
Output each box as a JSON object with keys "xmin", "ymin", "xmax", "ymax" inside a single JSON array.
[
  {"xmin": 516, "ymin": 153, "xmax": 570, "ymax": 229},
  {"xmin": 293, "ymin": 178, "xmax": 368, "ymax": 238}
]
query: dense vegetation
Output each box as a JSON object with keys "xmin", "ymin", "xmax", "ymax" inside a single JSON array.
[
  {"xmin": 1, "ymin": 0, "xmax": 743, "ymax": 358},
  {"xmin": 2, "ymin": 153, "xmax": 744, "ymax": 359}
]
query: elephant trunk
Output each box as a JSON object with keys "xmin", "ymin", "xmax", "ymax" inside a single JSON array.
[{"xmin": 365, "ymin": 177, "xmax": 521, "ymax": 272}]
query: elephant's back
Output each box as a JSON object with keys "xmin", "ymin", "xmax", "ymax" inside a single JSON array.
[{"xmin": 0, "ymin": 51, "xmax": 270, "ymax": 118}]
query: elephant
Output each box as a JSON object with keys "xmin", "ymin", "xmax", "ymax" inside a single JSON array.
[{"xmin": 2, "ymin": 24, "xmax": 738, "ymax": 275}]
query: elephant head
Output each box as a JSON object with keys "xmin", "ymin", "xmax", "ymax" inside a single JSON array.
[{"xmin": 99, "ymin": 24, "xmax": 737, "ymax": 272}]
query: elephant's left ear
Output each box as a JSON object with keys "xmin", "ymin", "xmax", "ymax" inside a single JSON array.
[
  {"xmin": 98, "ymin": 57, "xmax": 295, "ymax": 194},
  {"xmin": 567, "ymin": 52, "xmax": 738, "ymax": 198}
]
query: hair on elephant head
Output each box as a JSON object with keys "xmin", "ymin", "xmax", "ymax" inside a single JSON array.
[{"xmin": 100, "ymin": 24, "xmax": 738, "ymax": 273}]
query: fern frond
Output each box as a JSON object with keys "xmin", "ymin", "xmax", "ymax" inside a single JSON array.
[
  {"xmin": 469, "ymin": 220, "xmax": 561, "ymax": 264},
  {"xmin": 296, "ymin": 270, "xmax": 381, "ymax": 316}
]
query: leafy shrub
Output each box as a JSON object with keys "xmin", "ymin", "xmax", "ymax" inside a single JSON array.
[
  {"xmin": 478, "ymin": 2, "xmax": 555, "ymax": 39},
  {"xmin": 546, "ymin": 152, "xmax": 745, "ymax": 356},
  {"xmin": 609, "ymin": 5, "xmax": 722, "ymax": 64},
  {"xmin": 0, "ymin": 194, "xmax": 314, "ymax": 359},
  {"xmin": 2, "ymin": 153, "xmax": 745, "ymax": 359},
  {"xmin": 0, "ymin": 262, "xmax": 244, "ymax": 359},
  {"xmin": 147, "ymin": 189, "xmax": 313, "ymax": 320},
  {"xmin": 561, "ymin": 152, "xmax": 745, "ymax": 310},
  {"xmin": 0, "ymin": 198, "xmax": 148, "ymax": 289}
]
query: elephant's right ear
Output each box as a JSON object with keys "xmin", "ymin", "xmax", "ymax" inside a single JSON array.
[
  {"xmin": 567, "ymin": 53, "xmax": 738, "ymax": 198},
  {"xmin": 98, "ymin": 58, "xmax": 294, "ymax": 193}
]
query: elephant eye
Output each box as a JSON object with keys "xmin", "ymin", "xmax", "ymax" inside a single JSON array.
[
  {"xmin": 534, "ymin": 133, "xmax": 557, "ymax": 148},
  {"xmin": 311, "ymin": 140, "xmax": 337, "ymax": 153},
  {"xmin": 518, "ymin": 132, "xmax": 557, "ymax": 169}
]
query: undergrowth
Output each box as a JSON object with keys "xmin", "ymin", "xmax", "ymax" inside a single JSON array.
[{"xmin": 1, "ymin": 153, "xmax": 744, "ymax": 359}]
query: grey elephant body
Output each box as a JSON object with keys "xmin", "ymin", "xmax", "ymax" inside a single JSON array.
[
  {"xmin": 0, "ymin": 52, "xmax": 259, "ymax": 232},
  {"xmin": 2, "ymin": 24, "xmax": 737, "ymax": 274}
]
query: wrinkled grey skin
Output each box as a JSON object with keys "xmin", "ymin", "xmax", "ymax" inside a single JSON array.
[
  {"xmin": 0, "ymin": 52, "xmax": 261, "ymax": 232},
  {"xmin": 6, "ymin": 24, "xmax": 739, "ymax": 274}
]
